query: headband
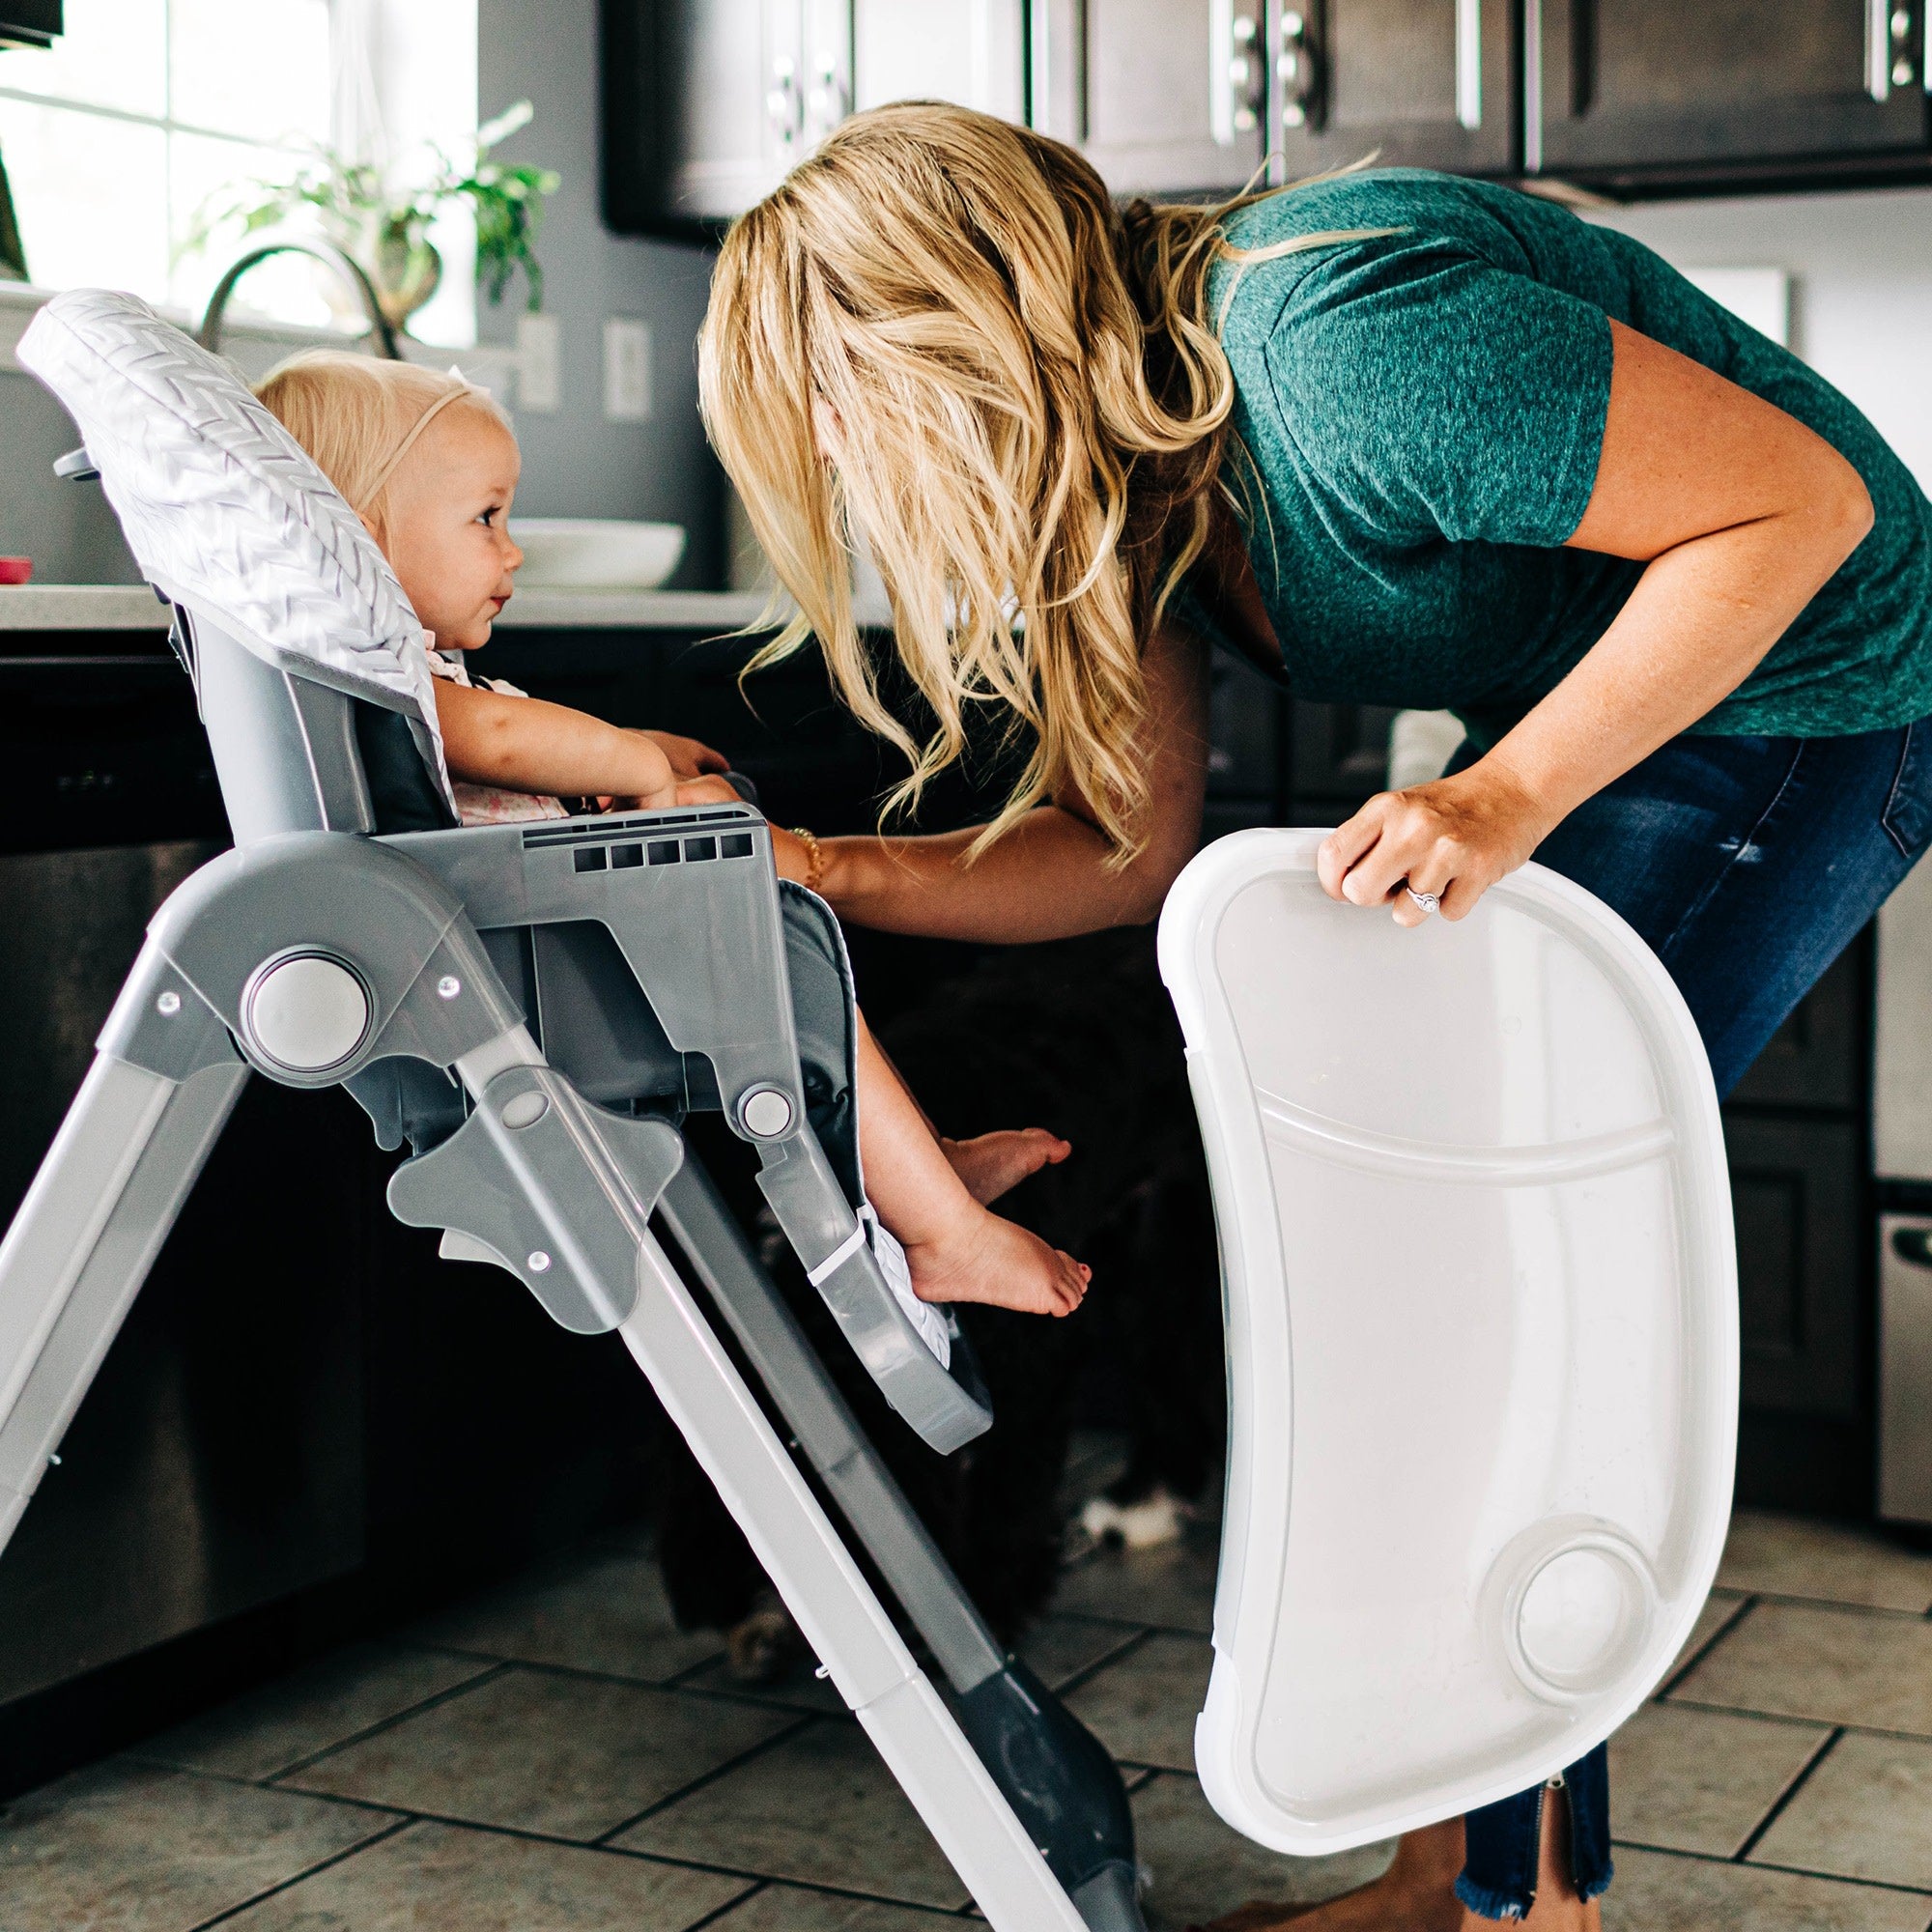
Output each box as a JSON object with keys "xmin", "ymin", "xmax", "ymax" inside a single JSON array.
[{"xmin": 363, "ymin": 375, "xmax": 480, "ymax": 504}]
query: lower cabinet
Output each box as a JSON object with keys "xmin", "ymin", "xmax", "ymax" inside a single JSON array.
[{"xmin": 1723, "ymin": 1111, "xmax": 1864, "ymax": 1421}]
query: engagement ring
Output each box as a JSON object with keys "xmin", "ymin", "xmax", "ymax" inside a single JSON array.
[{"xmin": 1405, "ymin": 885, "xmax": 1441, "ymax": 915}]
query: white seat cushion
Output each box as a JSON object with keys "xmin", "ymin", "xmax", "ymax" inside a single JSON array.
[{"xmin": 17, "ymin": 289, "xmax": 454, "ymax": 810}]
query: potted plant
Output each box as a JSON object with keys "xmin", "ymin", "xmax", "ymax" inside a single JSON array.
[{"xmin": 184, "ymin": 100, "xmax": 560, "ymax": 333}]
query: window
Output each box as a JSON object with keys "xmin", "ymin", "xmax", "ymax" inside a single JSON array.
[{"xmin": 0, "ymin": 0, "xmax": 477, "ymax": 346}]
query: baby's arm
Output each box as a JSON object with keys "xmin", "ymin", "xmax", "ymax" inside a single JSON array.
[
  {"xmin": 856, "ymin": 1011, "xmax": 1089, "ymax": 1319},
  {"xmin": 433, "ymin": 678, "xmax": 679, "ymax": 807}
]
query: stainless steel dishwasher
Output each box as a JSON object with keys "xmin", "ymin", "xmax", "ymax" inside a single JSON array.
[{"xmin": 1875, "ymin": 846, "xmax": 1932, "ymax": 1526}]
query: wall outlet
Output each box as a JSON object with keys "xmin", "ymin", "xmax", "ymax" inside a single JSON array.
[
  {"xmin": 516, "ymin": 313, "xmax": 561, "ymax": 413},
  {"xmin": 603, "ymin": 317, "xmax": 653, "ymax": 423}
]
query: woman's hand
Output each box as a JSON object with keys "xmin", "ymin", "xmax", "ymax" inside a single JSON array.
[
  {"xmin": 636, "ymin": 728, "xmax": 729, "ymax": 780},
  {"xmin": 1318, "ymin": 760, "xmax": 1553, "ymax": 926},
  {"xmin": 674, "ymin": 774, "xmax": 745, "ymax": 807}
]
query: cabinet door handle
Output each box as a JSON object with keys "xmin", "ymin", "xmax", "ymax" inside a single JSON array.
[
  {"xmin": 1456, "ymin": 0, "xmax": 1482, "ymax": 128},
  {"xmin": 766, "ymin": 54, "xmax": 802, "ymax": 149},
  {"xmin": 1275, "ymin": 8, "xmax": 1321, "ymax": 130},
  {"xmin": 1212, "ymin": 1, "xmax": 1266, "ymax": 138},
  {"xmin": 1869, "ymin": 0, "xmax": 1916, "ymax": 98},
  {"xmin": 805, "ymin": 52, "xmax": 848, "ymax": 147},
  {"xmin": 1894, "ymin": 1226, "xmax": 1932, "ymax": 1269}
]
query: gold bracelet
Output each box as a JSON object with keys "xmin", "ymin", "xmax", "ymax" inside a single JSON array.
[{"xmin": 789, "ymin": 825, "xmax": 825, "ymax": 895}]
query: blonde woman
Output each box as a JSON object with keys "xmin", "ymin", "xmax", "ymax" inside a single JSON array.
[{"xmin": 702, "ymin": 105, "xmax": 1932, "ymax": 1931}]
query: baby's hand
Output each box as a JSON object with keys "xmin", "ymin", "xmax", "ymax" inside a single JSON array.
[{"xmin": 940, "ymin": 1128, "xmax": 1070, "ymax": 1207}]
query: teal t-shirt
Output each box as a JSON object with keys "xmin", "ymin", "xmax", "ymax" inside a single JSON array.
[{"xmin": 1199, "ymin": 170, "xmax": 1932, "ymax": 743}]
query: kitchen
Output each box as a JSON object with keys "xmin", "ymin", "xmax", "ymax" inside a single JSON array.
[{"xmin": 2, "ymin": 3, "xmax": 1932, "ymax": 1928}]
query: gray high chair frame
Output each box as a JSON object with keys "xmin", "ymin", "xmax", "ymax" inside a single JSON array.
[{"xmin": 0, "ymin": 591, "xmax": 1144, "ymax": 1932}]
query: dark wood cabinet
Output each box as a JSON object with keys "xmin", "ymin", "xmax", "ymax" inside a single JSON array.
[
  {"xmin": 1031, "ymin": 0, "xmax": 1269, "ymax": 194},
  {"xmin": 0, "ymin": 2, "xmax": 59, "ymax": 50},
  {"xmin": 1533, "ymin": 0, "xmax": 1929, "ymax": 187},
  {"xmin": 1273, "ymin": 0, "xmax": 1520, "ymax": 177},
  {"xmin": 1725, "ymin": 1110, "xmax": 1865, "ymax": 1421}
]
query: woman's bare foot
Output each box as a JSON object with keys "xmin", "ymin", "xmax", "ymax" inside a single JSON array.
[
  {"xmin": 1200, "ymin": 1820, "xmax": 1463, "ymax": 1932},
  {"xmin": 904, "ymin": 1202, "xmax": 1090, "ymax": 1316},
  {"xmin": 1200, "ymin": 1792, "xmax": 1602, "ymax": 1932},
  {"xmin": 940, "ymin": 1127, "xmax": 1071, "ymax": 1206}
]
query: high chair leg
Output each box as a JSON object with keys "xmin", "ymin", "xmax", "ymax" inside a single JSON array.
[
  {"xmin": 615, "ymin": 1217, "xmax": 1089, "ymax": 1930},
  {"xmin": 0, "ymin": 938, "xmax": 249, "ymax": 1561},
  {"xmin": 658, "ymin": 1161, "xmax": 1147, "ymax": 1929}
]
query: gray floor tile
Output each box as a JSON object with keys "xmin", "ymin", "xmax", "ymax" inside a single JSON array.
[
  {"xmin": 133, "ymin": 1644, "xmax": 496, "ymax": 1781},
  {"xmin": 410, "ymin": 1547, "xmax": 723, "ymax": 1683},
  {"xmin": 1602, "ymin": 1844, "xmax": 1932, "ymax": 1932},
  {"xmin": 0, "ymin": 1759, "xmax": 391, "ymax": 1932},
  {"xmin": 1018, "ymin": 1613, "xmax": 1144, "ymax": 1692},
  {"xmin": 1606, "ymin": 1702, "xmax": 1831, "ymax": 1857},
  {"xmin": 1065, "ymin": 1633, "xmax": 1212, "ymax": 1773},
  {"xmin": 1053, "ymin": 1533, "xmax": 1218, "ymax": 1635},
  {"xmin": 221, "ymin": 1818, "xmax": 750, "ymax": 1930},
  {"xmin": 613, "ymin": 1719, "xmax": 967, "ymax": 1909},
  {"xmin": 1663, "ymin": 1588, "xmax": 1748, "ymax": 1685},
  {"xmin": 1750, "ymin": 1731, "xmax": 1932, "ymax": 1891},
  {"xmin": 1671, "ymin": 1601, "xmax": 1932, "ymax": 1735},
  {"xmin": 675, "ymin": 1658, "xmax": 846, "ymax": 1716},
  {"xmin": 677, "ymin": 1614, "xmax": 1139, "ymax": 1719},
  {"xmin": 283, "ymin": 1668, "xmax": 792, "ymax": 1842},
  {"xmin": 1130, "ymin": 1772, "xmax": 1393, "ymax": 1931},
  {"xmin": 708, "ymin": 1883, "xmax": 963, "ymax": 1928},
  {"xmin": 1719, "ymin": 1511, "xmax": 1932, "ymax": 1614}
]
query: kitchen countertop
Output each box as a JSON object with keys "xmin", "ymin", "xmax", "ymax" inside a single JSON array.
[{"xmin": 0, "ymin": 583, "xmax": 788, "ymax": 634}]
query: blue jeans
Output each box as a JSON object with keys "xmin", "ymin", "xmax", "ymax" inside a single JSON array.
[{"xmin": 1450, "ymin": 719, "xmax": 1932, "ymax": 1918}]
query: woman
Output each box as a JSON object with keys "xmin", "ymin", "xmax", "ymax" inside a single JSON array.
[{"xmin": 699, "ymin": 104, "xmax": 1932, "ymax": 1930}]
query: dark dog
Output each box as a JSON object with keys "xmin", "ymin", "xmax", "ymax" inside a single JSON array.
[{"xmin": 649, "ymin": 923, "xmax": 1226, "ymax": 1671}]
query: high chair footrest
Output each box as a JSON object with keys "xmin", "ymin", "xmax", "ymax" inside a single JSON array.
[{"xmin": 388, "ymin": 1065, "xmax": 684, "ymax": 1334}]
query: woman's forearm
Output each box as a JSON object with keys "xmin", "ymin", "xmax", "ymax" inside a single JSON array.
[
  {"xmin": 805, "ymin": 616, "xmax": 1211, "ymax": 942},
  {"xmin": 1483, "ymin": 497, "xmax": 1871, "ymax": 836},
  {"xmin": 818, "ymin": 806, "xmax": 1173, "ymax": 942}
]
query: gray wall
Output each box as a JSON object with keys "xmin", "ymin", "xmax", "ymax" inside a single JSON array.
[
  {"xmin": 0, "ymin": 0, "xmax": 723, "ymax": 586},
  {"xmin": 0, "ymin": 363, "xmax": 143, "ymax": 580},
  {"xmin": 478, "ymin": 0, "xmax": 724, "ymax": 587},
  {"xmin": 1597, "ymin": 186, "xmax": 1932, "ymax": 493}
]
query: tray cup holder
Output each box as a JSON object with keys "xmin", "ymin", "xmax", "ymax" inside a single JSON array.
[{"xmin": 1487, "ymin": 1518, "xmax": 1659, "ymax": 1706}]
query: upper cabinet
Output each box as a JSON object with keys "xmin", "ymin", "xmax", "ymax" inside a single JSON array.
[
  {"xmin": 851, "ymin": 0, "xmax": 1025, "ymax": 121},
  {"xmin": 603, "ymin": 0, "xmax": 1932, "ymax": 238},
  {"xmin": 1030, "ymin": 0, "xmax": 1268, "ymax": 195},
  {"xmin": 1273, "ymin": 0, "xmax": 1519, "ymax": 176},
  {"xmin": 1534, "ymin": 0, "xmax": 1929, "ymax": 186},
  {"xmin": 0, "ymin": 1, "xmax": 59, "ymax": 49}
]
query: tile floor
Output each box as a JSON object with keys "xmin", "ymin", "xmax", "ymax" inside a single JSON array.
[{"xmin": 0, "ymin": 1490, "xmax": 1928, "ymax": 1929}]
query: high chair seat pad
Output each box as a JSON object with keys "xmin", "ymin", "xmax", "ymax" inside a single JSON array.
[
  {"xmin": 18, "ymin": 290, "xmax": 454, "ymax": 809},
  {"xmin": 1159, "ymin": 830, "xmax": 1737, "ymax": 1855}
]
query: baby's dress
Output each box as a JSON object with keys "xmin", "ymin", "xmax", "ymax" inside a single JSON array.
[{"xmin": 425, "ymin": 644, "xmax": 571, "ymax": 827}]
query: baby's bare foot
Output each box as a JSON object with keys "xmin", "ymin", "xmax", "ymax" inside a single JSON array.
[
  {"xmin": 905, "ymin": 1206, "xmax": 1090, "ymax": 1317},
  {"xmin": 940, "ymin": 1128, "xmax": 1071, "ymax": 1206}
]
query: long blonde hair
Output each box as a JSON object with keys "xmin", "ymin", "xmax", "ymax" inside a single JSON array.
[
  {"xmin": 700, "ymin": 101, "xmax": 1355, "ymax": 863},
  {"xmin": 254, "ymin": 350, "xmax": 507, "ymax": 537}
]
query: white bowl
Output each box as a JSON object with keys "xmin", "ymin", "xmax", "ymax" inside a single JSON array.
[{"xmin": 511, "ymin": 519, "xmax": 686, "ymax": 590}]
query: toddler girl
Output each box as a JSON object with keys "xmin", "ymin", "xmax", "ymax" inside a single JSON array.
[{"xmin": 256, "ymin": 351, "xmax": 1090, "ymax": 1328}]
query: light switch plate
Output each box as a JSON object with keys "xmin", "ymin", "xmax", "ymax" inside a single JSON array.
[
  {"xmin": 516, "ymin": 313, "xmax": 560, "ymax": 413},
  {"xmin": 603, "ymin": 317, "xmax": 652, "ymax": 423}
]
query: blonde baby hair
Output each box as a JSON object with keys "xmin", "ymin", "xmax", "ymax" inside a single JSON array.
[
  {"xmin": 253, "ymin": 350, "xmax": 508, "ymax": 537},
  {"xmin": 700, "ymin": 100, "xmax": 1375, "ymax": 865}
]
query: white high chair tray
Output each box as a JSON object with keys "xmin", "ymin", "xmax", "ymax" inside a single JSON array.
[{"xmin": 1160, "ymin": 830, "xmax": 1738, "ymax": 1856}]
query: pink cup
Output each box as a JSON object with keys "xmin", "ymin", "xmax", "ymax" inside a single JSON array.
[{"xmin": 0, "ymin": 559, "xmax": 31, "ymax": 585}]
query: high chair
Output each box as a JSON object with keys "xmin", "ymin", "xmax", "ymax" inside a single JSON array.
[{"xmin": 0, "ymin": 290, "xmax": 1736, "ymax": 1927}]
